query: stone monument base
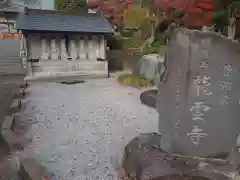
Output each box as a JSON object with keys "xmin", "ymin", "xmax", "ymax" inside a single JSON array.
[{"xmin": 121, "ymin": 133, "xmax": 238, "ymax": 180}]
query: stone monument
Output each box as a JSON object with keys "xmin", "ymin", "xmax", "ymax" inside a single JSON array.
[
  {"xmin": 121, "ymin": 28, "xmax": 240, "ymax": 180},
  {"xmin": 157, "ymin": 28, "xmax": 240, "ymax": 158}
]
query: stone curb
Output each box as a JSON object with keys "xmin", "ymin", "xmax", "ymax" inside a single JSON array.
[
  {"xmin": 1, "ymin": 115, "xmax": 14, "ymax": 130},
  {"xmin": 20, "ymin": 81, "xmax": 28, "ymax": 89},
  {"xmin": 1, "ymin": 115, "xmax": 31, "ymax": 151},
  {"xmin": 13, "ymin": 88, "xmax": 26, "ymax": 99},
  {"xmin": 8, "ymin": 99, "xmax": 22, "ymax": 115},
  {"xmin": 19, "ymin": 158, "xmax": 53, "ymax": 180},
  {"xmin": 1, "ymin": 83, "xmax": 28, "ymax": 153}
]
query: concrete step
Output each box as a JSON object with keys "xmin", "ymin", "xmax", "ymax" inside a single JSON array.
[
  {"xmin": 0, "ymin": 62, "xmax": 21, "ymax": 65},
  {"xmin": 0, "ymin": 61, "xmax": 21, "ymax": 64},
  {"xmin": 0, "ymin": 57, "xmax": 21, "ymax": 62},
  {"xmin": 0, "ymin": 59, "xmax": 21, "ymax": 63},
  {"xmin": 0, "ymin": 66, "xmax": 22, "ymax": 70},
  {"xmin": 0, "ymin": 68, "xmax": 25, "ymax": 75},
  {"xmin": 0, "ymin": 64, "xmax": 22, "ymax": 67},
  {"xmin": 0, "ymin": 67, "xmax": 23, "ymax": 71},
  {"xmin": 0, "ymin": 69, "xmax": 22, "ymax": 72}
]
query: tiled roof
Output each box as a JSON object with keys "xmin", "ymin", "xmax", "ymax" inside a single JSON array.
[{"xmin": 16, "ymin": 9, "xmax": 114, "ymax": 34}]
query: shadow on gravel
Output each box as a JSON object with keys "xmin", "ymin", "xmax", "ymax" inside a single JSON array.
[
  {"xmin": 140, "ymin": 89, "xmax": 158, "ymax": 108},
  {"xmin": 60, "ymin": 80, "xmax": 85, "ymax": 85},
  {"xmin": 151, "ymin": 175, "xmax": 212, "ymax": 180}
]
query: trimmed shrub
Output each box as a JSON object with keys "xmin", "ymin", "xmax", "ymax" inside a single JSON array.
[{"xmin": 118, "ymin": 74, "xmax": 154, "ymax": 88}]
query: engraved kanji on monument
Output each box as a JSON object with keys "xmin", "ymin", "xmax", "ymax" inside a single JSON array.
[{"xmin": 157, "ymin": 29, "xmax": 240, "ymax": 157}]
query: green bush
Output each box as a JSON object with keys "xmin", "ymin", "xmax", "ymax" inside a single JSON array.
[
  {"xmin": 141, "ymin": 44, "xmax": 167, "ymax": 57},
  {"xmin": 120, "ymin": 37, "xmax": 143, "ymax": 49},
  {"xmin": 118, "ymin": 74, "xmax": 153, "ymax": 88},
  {"xmin": 121, "ymin": 29, "xmax": 136, "ymax": 37},
  {"xmin": 142, "ymin": 46, "xmax": 158, "ymax": 55},
  {"xmin": 174, "ymin": 10, "xmax": 185, "ymax": 19},
  {"xmin": 152, "ymin": 34, "xmax": 166, "ymax": 47},
  {"xmin": 213, "ymin": 11, "xmax": 228, "ymax": 29}
]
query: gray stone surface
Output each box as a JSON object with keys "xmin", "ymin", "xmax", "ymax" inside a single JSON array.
[
  {"xmin": 121, "ymin": 133, "xmax": 232, "ymax": 180},
  {"xmin": 157, "ymin": 28, "xmax": 240, "ymax": 158},
  {"xmin": 17, "ymin": 76, "xmax": 158, "ymax": 179},
  {"xmin": 138, "ymin": 54, "xmax": 165, "ymax": 86}
]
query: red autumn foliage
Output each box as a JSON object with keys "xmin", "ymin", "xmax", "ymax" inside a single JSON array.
[
  {"xmin": 87, "ymin": 0, "xmax": 216, "ymax": 29},
  {"xmin": 155, "ymin": 0, "xmax": 216, "ymax": 27},
  {"xmin": 87, "ymin": 0, "xmax": 133, "ymax": 27}
]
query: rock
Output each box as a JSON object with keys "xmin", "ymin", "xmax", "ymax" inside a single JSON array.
[
  {"xmin": 140, "ymin": 89, "xmax": 158, "ymax": 108},
  {"xmin": 121, "ymin": 133, "xmax": 233, "ymax": 179},
  {"xmin": 138, "ymin": 54, "xmax": 165, "ymax": 87},
  {"xmin": 121, "ymin": 133, "xmax": 163, "ymax": 179}
]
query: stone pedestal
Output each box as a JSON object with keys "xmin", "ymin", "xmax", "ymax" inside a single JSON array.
[
  {"xmin": 41, "ymin": 39, "xmax": 49, "ymax": 60},
  {"xmin": 60, "ymin": 39, "xmax": 68, "ymax": 60},
  {"xmin": 69, "ymin": 40, "xmax": 77, "ymax": 60},
  {"xmin": 88, "ymin": 39, "xmax": 96, "ymax": 60},
  {"xmin": 50, "ymin": 39, "xmax": 59, "ymax": 60},
  {"xmin": 99, "ymin": 35, "xmax": 105, "ymax": 59},
  {"xmin": 79, "ymin": 39, "xmax": 86, "ymax": 60}
]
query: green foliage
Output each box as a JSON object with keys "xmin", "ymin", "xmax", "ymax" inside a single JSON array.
[
  {"xmin": 118, "ymin": 74, "xmax": 154, "ymax": 88},
  {"xmin": 120, "ymin": 37, "xmax": 143, "ymax": 49},
  {"xmin": 55, "ymin": 0, "xmax": 87, "ymax": 13},
  {"xmin": 140, "ymin": 33, "xmax": 167, "ymax": 56},
  {"xmin": 141, "ymin": 45, "xmax": 167, "ymax": 57},
  {"xmin": 213, "ymin": 11, "xmax": 228, "ymax": 28},
  {"xmin": 121, "ymin": 29, "xmax": 136, "ymax": 37},
  {"xmin": 151, "ymin": 33, "xmax": 165, "ymax": 47},
  {"xmin": 173, "ymin": 10, "xmax": 185, "ymax": 19}
]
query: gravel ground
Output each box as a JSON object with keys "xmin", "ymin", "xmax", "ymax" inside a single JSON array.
[{"xmin": 18, "ymin": 76, "xmax": 158, "ymax": 180}]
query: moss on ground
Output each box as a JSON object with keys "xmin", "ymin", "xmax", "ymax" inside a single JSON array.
[{"xmin": 118, "ymin": 74, "xmax": 154, "ymax": 88}]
